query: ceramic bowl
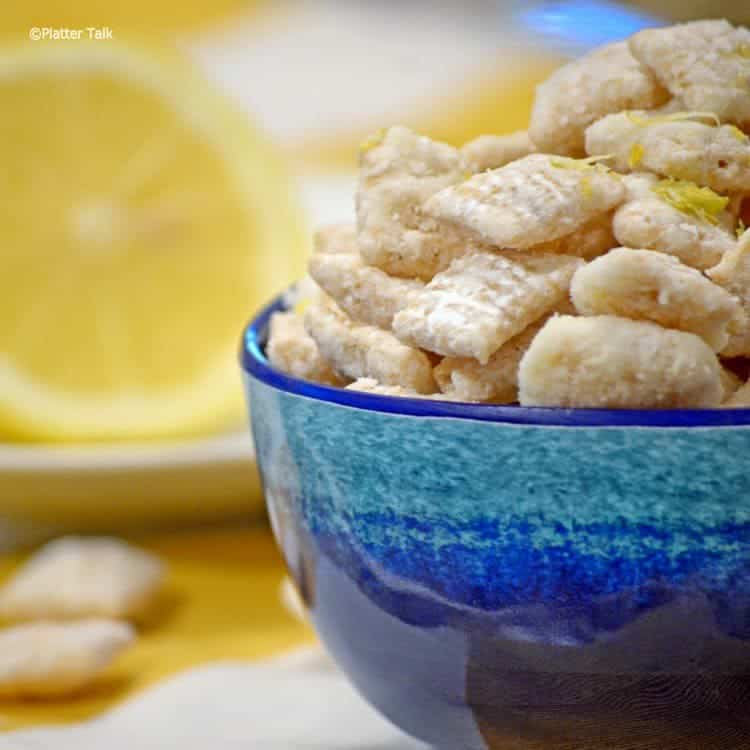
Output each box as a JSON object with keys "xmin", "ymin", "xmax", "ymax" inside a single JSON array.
[{"xmin": 241, "ymin": 292, "xmax": 750, "ymax": 750}]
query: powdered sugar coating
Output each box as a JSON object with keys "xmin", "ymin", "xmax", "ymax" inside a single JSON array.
[
  {"xmin": 309, "ymin": 250, "xmax": 423, "ymax": 330},
  {"xmin": 313, "ymin": 224, "xmax": 358, "ymax": 255},
  {"xmin": 461, "ymin": 131, "xmax": 535, "ymax": 172},
  {"xmin": 529, "ymin": 41, "xmax": 668, "ymax": 156},
  {"xmin": 0, "ymin": 620, "xmax": 134, "ymax": 698},
  {"xmin": 519, "ymin": 315, "xmax": 723, "ymax": 408},
  {"xmin": 305, "ymin": 298, "xmax": 436, "ymax": 393},
  {"xmin": 707, "ymin": 230, "xmax": 750, "ymax": 356},
  {"xmin": 613, "ymin": 197, "xmax": 735, "ymax": 270},
  {"xmin": 571, "ymin": 248, "xmax": 744, "ymax": 351},
  {"xmin": 532, "ymin": 212, "xmax": 617, "ymax": 260},
  {"xmin": 0, "ymin": 537, "xmax": 164, "ymax": 622},
  {"xmin": 424, "ymin": 154, "xmax": 625, "ymax": 249},
  {"xmin": 267, "ymin": 311, "xmax": 344, "ymax": 385},
  {"xmin": 392, "ymin": 249, "xmax": 582, "ymax": 363},
  {"xmin": 630, "ymin": 20, "xmax": 750, "ymax": 128},
  {"xmin": 346, "ymin": 377, "xmax": 458, "ymax": 400},
  {"xmin": 356, "ymin": 126, "xmax": 473, "ymax": 280},
  {"xmin": 585, "ymin": 112, "xmax": 750, "ymax": 192}
]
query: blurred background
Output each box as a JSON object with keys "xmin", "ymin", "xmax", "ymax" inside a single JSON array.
[{"xmin": 0, "ymin": 0, "xmax": 747, "ymax": 546}]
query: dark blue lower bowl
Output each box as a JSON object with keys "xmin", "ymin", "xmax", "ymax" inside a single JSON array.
[{"xmin": 242, "ymin": 293, "xmax": 750, "ymax": 749}]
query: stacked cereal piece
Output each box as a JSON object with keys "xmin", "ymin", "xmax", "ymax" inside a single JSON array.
[
  {"xmin": 268, "ymin": 19, "xmax": 750, "ymax": 409},
  {"xmin": 0, "ymin": 537, "xmax": 164, "ymax": 698}
]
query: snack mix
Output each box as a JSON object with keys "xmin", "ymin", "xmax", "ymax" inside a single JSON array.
[{"xmin": 268, "ymin": 19, "xmax": 750, "ymax": 409}]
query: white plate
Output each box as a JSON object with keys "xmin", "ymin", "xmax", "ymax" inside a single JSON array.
[{"xmin": 0, "ymin": 431, "xmax": 261, "ymax": 540}]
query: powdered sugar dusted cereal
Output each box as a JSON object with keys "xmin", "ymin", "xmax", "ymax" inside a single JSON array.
[
  {"xmin": 268, "ymin": 311, "xmax": 345, "ymax": 385},
  {"xmin": 356, "ymin": 125, "xmax": 472, "ymax": 280},
  {"xmin": 433, "ymin": 318, "xmax": 543, "ymax": 404},
  {"xmin": 0, "ymin": 620, "xmax": 134, "ymax": 698},
  {"xmin": 585, "ymin": 112, "xmax": 750, "ymax": 193},
  {"xmin": 305, "ymin": 299, "xmax": 436, "ymax": 393},
  {"xmin": 346, "ymin": 377, "xmax": 458, "ymax": 400},
  {"xmin": 277, "ymin": 19, "xmax": 750, "ymax": 410},
  {"xmin": 393, "ymin": 250, "xmax": 582, "ymax": 363},
  {"xmin": 424, "ymin": 154, "xmax": 625, "ymax": 250},
  {"xmin": 629, "ymin": 20, "xmax": 750, "ymax": 129},
  {"xmin": 461, "ymin": 131, "xmax": 535, "ymax": 172},
  {"xmin": 613, "ymin": 196, "xmax": 735, "ymax": 270},
  {"xmin": 571, "ymin": 248, "xmax": 743, "ymax": 351},
  {"xmin": 433, "ymin": 301, "xmax": 576, "ymax": 403},
  {"xmin": 0, "ymin": 537, "xmax": 165, "ymax": 623},
  {"xmin": 313, "ymin": 224, "xmax": 357, "ymax": 255},
  {"xmin": 519, "ymin": 315, "xmax": 723, "ymax": 408},
  {"xmin": 708, "ymin": 230, "xmax": 750, "ymax": 356},
  {"xmin": 622, "ymin": 171, "xmax": 660, "ymax": 200},
  {"xmin": 532, "ymin": 212, "xmax": 617, "ymax": 260},
  {"xmin": 309, "ymin": 250, "xmax": 423, "ymax": 330},
  {"xmin": 529, "ymin": 41, "xmax": 668, "ymax": 156}
]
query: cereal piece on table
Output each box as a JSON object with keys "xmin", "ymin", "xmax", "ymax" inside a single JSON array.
[
  {"xmin": 0, "ymin": 620, "xmax": 134, "ymax": 698},
  {"xmin": 629, "ymin": 20, "xmax": 750, "ymax": 129},
  {"xmin": 613, "ymin": 197, "xmax": 736, "ymax": 270},
  {"xmin": 356, "ymin": 125, "xmax": 473, "ymax": 280},
  {"xmin": 304, "ymin": 299, "xmax": 436, "ymax": 393},
  {"xmin": 313, "ymin": 224, "xmax": 357, "ymax": 255},
  {"xmin": 308, "ymin": 250, "xmax": 423, "ymax": 330},
  {"xmin": 424, "ymin": 154, "xmax": 625, "ymax": 249},
  {"xmin": 461, "ymin": 131, "xmax": 535, "ymax": 172},
  {"xmin": 532, "ymin": 212, "xmax": 617, "ymax": 260},
  {"xmin": 708, "ymin": 230, "xmax": 750, "ymax": 356},
  {"xmin": 571, "ymin": 248, "xmax": 743, "ymax": 351},
  {"xmin": 433, "ymin": 301, "xmax": 576, "ymax": 403},
  {"xmin": 0, "ymin": 537, "xmax": 165, "ymax": 622},
  {"xmin": 518, "ymin": 315, "xmax": 723, "ymax": 408},
  {"xmin": 585, "ymin": 112, "xmax": 750, "ymax": 193},
  {"xmin": 345, "ymin": 377, "xmax": 458, "ymax": 400},
  {"xmin": 392, "ymin": 250, "xmax": 582, "ymax": 363},
  {"xmin": 528, "ymin": 41, "xmax": 668, "ymax": 156},
  {"xmin": 724, "ymin": 379, "xmax": 750, "ymax": 407},
  {"xmin": 267, "ymin": 311, "xmax": 344, "ymax": 386}
]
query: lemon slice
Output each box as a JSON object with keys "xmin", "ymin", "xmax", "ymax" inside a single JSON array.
[{"xmin": 0, "ymin": 42, "xmax": 306, "ymax": 442}]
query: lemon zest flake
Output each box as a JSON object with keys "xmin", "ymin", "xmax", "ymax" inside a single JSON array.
[
  {"xmin": 728, "ymin": 124, "xmax": 749, "ymax": 142},
  {"xmin": 580, "ymin": 174, "xmax": 593, "ymax": 200},
  {"xmin": 628, "ymin": 143, "xmax": 645, "ymax": 168},
  {"xmin": 550, "ymin": 154, "xmax": 615, "ymax": 171},
  {"xmin": 652, "ymin": 178, "xmax": 729, "ymax": 225},
  {"xmin": 625, "ymin": 110, "xmax": 721, "ymax": 128}
]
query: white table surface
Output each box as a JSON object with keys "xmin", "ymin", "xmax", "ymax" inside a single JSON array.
[{"xmin": 4, "ymin": 647, "xmax": 429, "ymax": 749}]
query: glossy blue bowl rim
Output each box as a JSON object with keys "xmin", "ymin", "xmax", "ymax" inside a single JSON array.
[{"xmin": 240, "ymin": 291, "xmax": 750, "ymax": 428}]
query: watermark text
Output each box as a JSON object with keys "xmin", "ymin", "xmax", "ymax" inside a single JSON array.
[{"xmin": 29, "ymin": 27, "xmax": 113, "ymax": 42}]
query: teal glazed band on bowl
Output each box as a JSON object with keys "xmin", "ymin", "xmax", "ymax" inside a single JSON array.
[{"xmin": 241, "ymin": 292, "xmax": 750, "ymax": 750}]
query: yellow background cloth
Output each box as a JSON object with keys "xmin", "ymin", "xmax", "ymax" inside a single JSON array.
[{"xmin": 0, "ymin": 527, "xmax": 313, "ymax": 730}]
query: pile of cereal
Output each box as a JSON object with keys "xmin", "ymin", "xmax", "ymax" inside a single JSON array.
[{"xmin": 268, "ymin": 19, "xmax": 750, "ymax": 409}]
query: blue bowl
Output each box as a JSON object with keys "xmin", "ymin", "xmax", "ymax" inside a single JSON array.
[{"xmin": 241, "ymin": 292, "xmax": 750, "ymax": 750}]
